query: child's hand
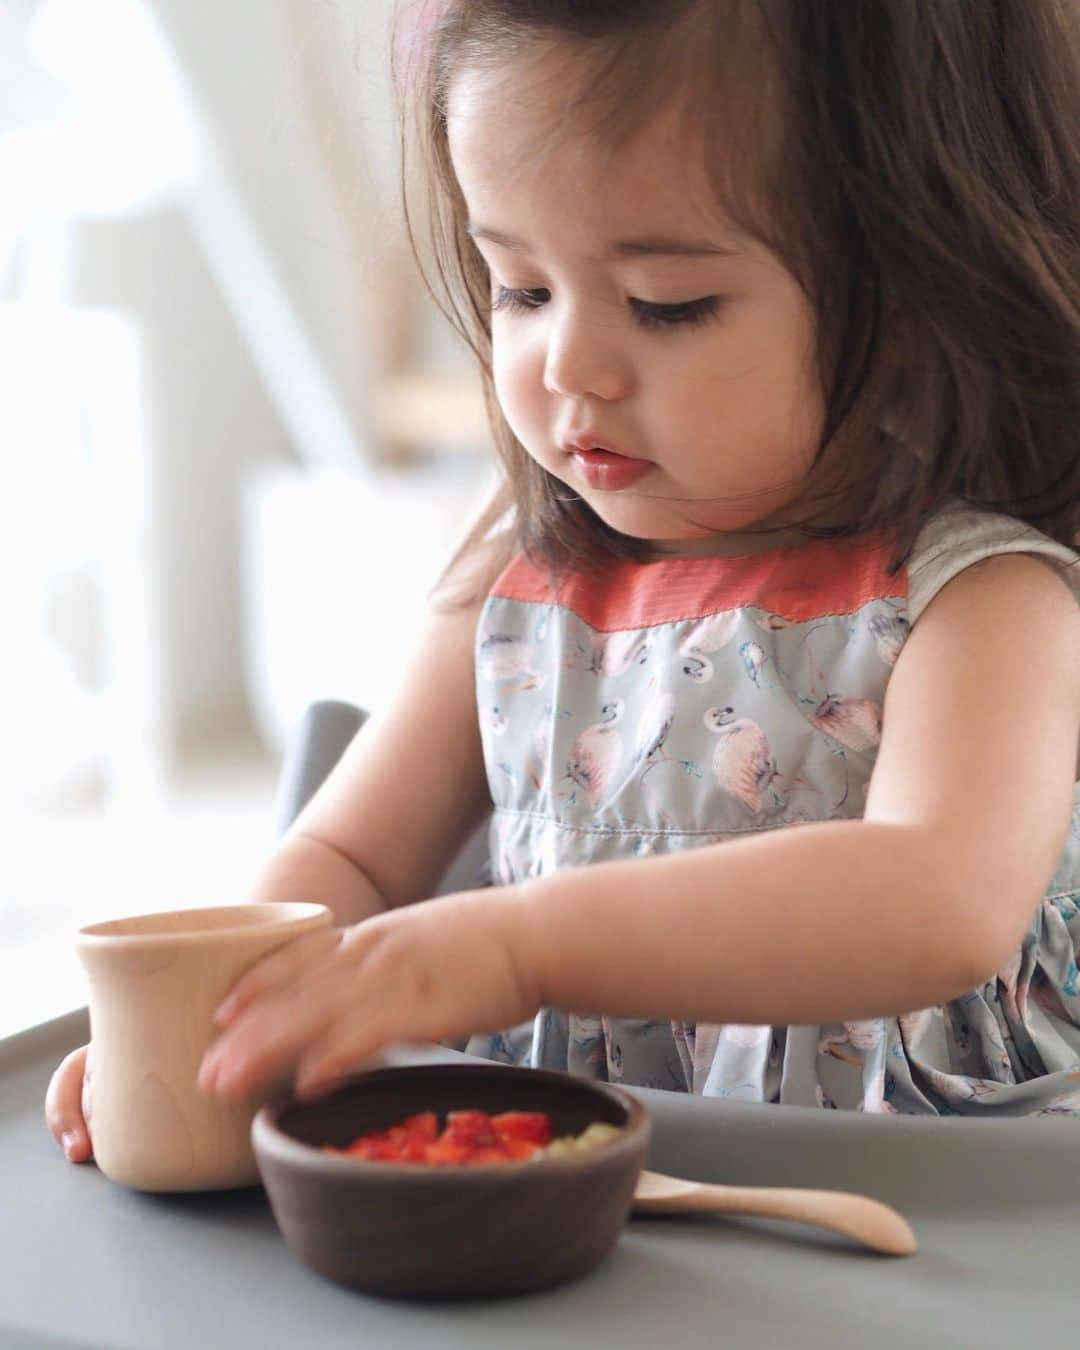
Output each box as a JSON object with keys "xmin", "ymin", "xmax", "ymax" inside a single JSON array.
[
  {"xmin": 44, "ymin": 1042, "xmax": 94, "ymax": 1163},
  {"xmin": 197, "ymin": 889, "xmax": 538, "ymax": 1102}
]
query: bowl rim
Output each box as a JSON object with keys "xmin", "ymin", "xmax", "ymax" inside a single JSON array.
[
  {"xmin": 252, "ymin": 1062, "xmax": 652, "ymax": 1180},
  {"xmin": 76, "ymin": 902, "xmax": 332, "ymax": 946}
]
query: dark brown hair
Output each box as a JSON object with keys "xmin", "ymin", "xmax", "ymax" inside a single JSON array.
[{"xmin": 392, "ymin": 0, "xmax": 1080, "ymax": 601}]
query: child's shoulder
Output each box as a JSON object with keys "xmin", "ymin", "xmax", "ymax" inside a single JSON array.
[{"xmin": 907, "ymin": 497, "xmax": 1080, "ymax": 627}]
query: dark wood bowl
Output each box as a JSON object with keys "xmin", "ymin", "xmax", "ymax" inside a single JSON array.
[{"xmin": 251, "ymin": 1062, "xmax": 652, "ymax": 1299}]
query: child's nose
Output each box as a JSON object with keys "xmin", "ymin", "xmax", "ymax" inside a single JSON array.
[{"xmin": 542, "ymin": 309, "xmax": 632, "ymax": 402}]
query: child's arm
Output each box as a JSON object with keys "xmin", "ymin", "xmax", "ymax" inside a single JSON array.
[
  {"xmin": 200, "ymin": 552, "xmax": 1078, "ymax": 1100},
  {"xmin": 247, "ymin": 580, "xmax": 493, "ymax": 928},
  {"xmin": 519, "ymin": 553, "xmax": 1080, "ymax": 1024}
]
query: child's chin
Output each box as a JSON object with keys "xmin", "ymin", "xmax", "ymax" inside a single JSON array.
[
  {"xmin": 582, "ymin": 497, "xmax": 696, "ymax": 543},
  {"xmin": 599, "ymin": 510, "xmax": 724, "ymax": 550}
]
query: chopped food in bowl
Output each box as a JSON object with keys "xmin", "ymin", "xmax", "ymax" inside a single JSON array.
[
  {"xmin": 251, "ymin": 1062, "xmax": 651, "ymax": 1298},
  {"xmin": 321, "ymin": 1107, "xmax": 623, "ymax": 1165}
]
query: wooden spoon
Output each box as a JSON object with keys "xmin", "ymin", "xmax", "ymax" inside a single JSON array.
[{"xmin": 631, "ymin": 1169, "xmax": 917, "ymax": 1256}]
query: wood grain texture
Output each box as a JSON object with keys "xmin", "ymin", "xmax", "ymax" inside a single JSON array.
[
  {"xmin": 632, "ymin": 1170, "xmax": 918, "ymax": 1255},
  {"xmin": 76, "ymin": 903, "xmax": 332, "ymax": 1191}
]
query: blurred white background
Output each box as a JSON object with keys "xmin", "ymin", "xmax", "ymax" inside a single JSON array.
[{"xmin": 0, "ymin": 0, "xmax": 496, "ymax": 1033}]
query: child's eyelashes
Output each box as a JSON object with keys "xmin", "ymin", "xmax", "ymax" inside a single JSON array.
[
  {"xmin": 490, "ymin": 285, "xmax": 548, "ymax": 316},
  {"xmin": 490, "ymin": 286, "xmax": 724, "ymax": 332}
]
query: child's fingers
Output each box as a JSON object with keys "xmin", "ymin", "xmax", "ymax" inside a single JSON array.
[
  {"xmin": 44, "ymin": 1044, "xmax": 94, "ymax": 1163},
  {"xmin": 200, "ymin": 989, "xmax": 341, "ymax": 1098},
  {"xmin": 293, "ymin": 1013, "xmax": 395, "ymax": 1100},
  {"xmin": 213, "ymin": 928, "xmax": 342, "ymax": 1025}
]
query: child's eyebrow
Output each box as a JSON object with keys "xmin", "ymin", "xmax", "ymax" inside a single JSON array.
[{"xmin": 466, "ymin": 223, "xmax": 743, "ymax": 260}]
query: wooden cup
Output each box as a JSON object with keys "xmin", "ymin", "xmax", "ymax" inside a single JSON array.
[{"xmin": 76, "ymin": 902, "xmax": 332, "ymax": 1192}]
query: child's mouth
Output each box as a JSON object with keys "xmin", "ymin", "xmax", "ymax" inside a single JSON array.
[{"xmin": 568, "ymin": 446, "xmax": 653, "ymax": 491}]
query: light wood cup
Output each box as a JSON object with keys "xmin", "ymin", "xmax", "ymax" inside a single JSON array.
[{"xmin": 76, "ymin": 902, "xmax": 332, "ymax": 1192}]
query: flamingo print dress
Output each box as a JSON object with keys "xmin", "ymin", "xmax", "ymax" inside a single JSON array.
[{"xmin": 464, "ymin": 499, "xmax": 1080, "ymax": 1115}]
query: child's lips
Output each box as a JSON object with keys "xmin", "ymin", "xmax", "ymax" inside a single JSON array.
[{"xmin": 567, "ymin": 444, "xmax": 653, "ymax": 490}]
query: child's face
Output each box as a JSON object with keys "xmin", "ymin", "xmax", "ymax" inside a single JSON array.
[{"xmin": 448, "ymin": 53, "xmax": 829, "ymax": 555}]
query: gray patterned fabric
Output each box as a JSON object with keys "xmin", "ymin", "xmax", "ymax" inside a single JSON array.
[{"xmin": 463, "ymin": 502, "xmax": 1080, "ymax": 1115}]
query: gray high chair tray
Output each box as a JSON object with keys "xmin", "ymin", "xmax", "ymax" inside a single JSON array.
[{"xmin": 2, "ymin": 701, "xmax": 1076, "ymax": 1349}]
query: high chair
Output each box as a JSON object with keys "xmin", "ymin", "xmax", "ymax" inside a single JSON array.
[{"xmin": 273, "ymin": 699, "xmax": 493, "ymax": 898}]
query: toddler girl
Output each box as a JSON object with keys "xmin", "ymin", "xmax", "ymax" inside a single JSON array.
[{"xmin": 49, "ymin": 0, "xmax": 1079, "ymax": 1157}]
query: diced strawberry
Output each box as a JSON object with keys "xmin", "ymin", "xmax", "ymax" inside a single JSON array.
[
  {"xmin": 399, "ymin": 1111, "xmax": 438, "ymax": 1140},
  {"xmin": 491, "ymin": 1111, "xmax": 553, "ymax": 1146},
  {"xmin": 424, "ymin": 1136, "xmax": 472, "ymax": 1165},
  {"xmin": 334, "ymin": 1107, "xmax": 558, "ymax": 1166},
  {"xmin": 345, "ymin": 1134, "xmax": 399, "ymax": 1161},
  {"xmin": 501, "ymin": 1137, "xmax": 544, "ymax": 1160},
  {"xmin": 464, "ymin": 1145, "xmax": 512, "ymax": 1165},
  {"xmin": 444, "ymin": 1109, "xmax": 497, "ymax": 1146},
  {"xmin": 393, "ymin": 1134, "xmax": 430, "ymax": 1162}
]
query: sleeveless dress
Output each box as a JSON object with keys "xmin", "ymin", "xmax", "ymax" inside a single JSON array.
[{"xmin": 463, "ymin": 499, "xmax": 1080, "ymax": 1116}]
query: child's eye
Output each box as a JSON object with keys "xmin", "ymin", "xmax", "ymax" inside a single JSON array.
[
  {"xmin": 491, "ymin": 286, "xmax": 549, "ymax": 314},
  {"xmin": 631, "ymin": 296, "xmax": 723, "ymax": 330},
  {"xmin": 490, "ymin": 286, "xmax": 723, "ymax": 331}
]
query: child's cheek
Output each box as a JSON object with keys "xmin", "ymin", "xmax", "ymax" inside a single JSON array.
[{"xmin": 491, "ymin": 346, "xmax": 550, "ymax": 466}]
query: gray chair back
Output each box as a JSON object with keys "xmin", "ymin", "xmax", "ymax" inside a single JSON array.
[{"xmin": 274, "ymin": 700, "xmax": 491, "ymax": 897}]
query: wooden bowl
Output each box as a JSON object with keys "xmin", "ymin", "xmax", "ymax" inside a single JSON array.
[{"xmin": 251, "ymin": 1062, "xmax": 652, "ymax": 1299}]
